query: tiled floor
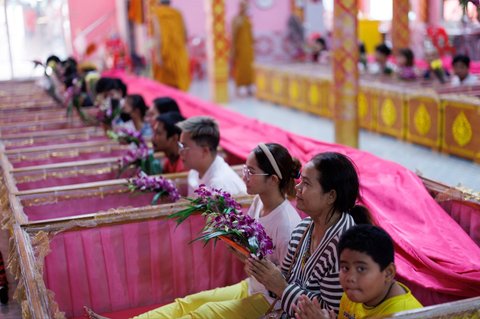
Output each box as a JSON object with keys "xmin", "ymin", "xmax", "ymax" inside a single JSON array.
[{"xmin": 190, "ymin": 80, "xmax": 480, "ymax": 191}]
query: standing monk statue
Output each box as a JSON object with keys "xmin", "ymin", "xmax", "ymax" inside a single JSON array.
[
  {"xmin": 152, "ymin": 0, "xmax": 190, "ymax": 91},
  {"xmin": 231, "ymin": 0, "xmax": 255, "ymax": 96}
]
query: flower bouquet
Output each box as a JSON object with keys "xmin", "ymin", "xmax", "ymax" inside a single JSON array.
[
  {"xmin": 127, "ymin": 171, "xmax": 180, "ymax": 204},
  {"xmin": 64, "ymin": 79, "xmax": 94, "ymax": 124},
  {"xmin": 168, "ymin": 185, "xmax": 273, "ymax": 259},
  {"xmin": 107, "ymin": 127, "xmax": 145, "ymax": 146},
  {"xmin": 111, "ymin": 127, "xmax": 162, "ymax": 176},
  {"xmin": 118, "ymin": 143, "xmax": 162, "ymax": 177},
  {"xmin": 96, "ymin": 98, "xmax": 122, "ymax": 129}
]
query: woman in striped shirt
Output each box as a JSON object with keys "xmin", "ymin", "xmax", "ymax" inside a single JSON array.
[{"xmin": 246, "ymin": 152, "xmax": 372, "ymax": 318}]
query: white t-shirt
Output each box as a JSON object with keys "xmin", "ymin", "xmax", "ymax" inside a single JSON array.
[
  {"xmin": 187, "ymin": 155, "xmax": 246, "ymax": 196},
  {"xmin": 246, "ymin": 196, "xmax": 301, "ymax": 305},
  {"xmin": 451, "ymin": 74, "xmax": 478, "ymax": 86}
]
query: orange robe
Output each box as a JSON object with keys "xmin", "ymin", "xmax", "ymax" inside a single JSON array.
[
  {"xmin": 232, "ymin": 15, "xmax": 254, "ymax": 87},
  {"xmin": 152, "ymin": 6, "xmax": 190, "ymax": 91}
]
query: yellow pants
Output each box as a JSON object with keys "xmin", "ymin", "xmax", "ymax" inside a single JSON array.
[{"xmin": 132, "ymin": 280, "xmax": 270, "ymax": 319}]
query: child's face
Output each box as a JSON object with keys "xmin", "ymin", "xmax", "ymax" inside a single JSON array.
[
  {"xmin": 453, "ymin": 62, "xmax": 469, "ymax": 80},
  {"xmin": 339, "ymin": 248, "xmax": 392, "ymax": 306}
]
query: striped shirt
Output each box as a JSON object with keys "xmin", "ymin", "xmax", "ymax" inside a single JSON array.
[{"xmin": 280, "ymin": 213, "xmax": 355, "ymax": 317}]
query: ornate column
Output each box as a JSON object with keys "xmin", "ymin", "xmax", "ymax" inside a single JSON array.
[
  {"xmin": 332, "ymin": 0, "xmax": 359, "ymax": 148},
  {"xmin": 205, "ymin": 0, "xmax": 229, "ymax": 103},
  {"xmin": 392, "ymin": 0, "xmax": 410, "ymax": 52}
]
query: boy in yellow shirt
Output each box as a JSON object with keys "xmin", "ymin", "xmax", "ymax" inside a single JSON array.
[{"xmin": 293, "ymin": 225, "xmax": 422, "ymax": 319}]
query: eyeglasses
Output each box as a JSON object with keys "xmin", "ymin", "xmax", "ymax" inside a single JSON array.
[
  {"xmin": 242, "ymin": 165, "xmax": 269, "ymax": 180},
  {"xmin": 177, "ymin": 141, "xmax": 190, "ymax": 152}
]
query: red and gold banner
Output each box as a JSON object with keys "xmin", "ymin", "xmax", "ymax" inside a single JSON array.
[
  {"xmin": 392, "ymin": 0, "xmax": 410, "ymax": 52},
  {"xmin": 332, "ymin": 0, "xmax": 359, "ymax": 148},
  {"xmin": 205, "ymin": 0, "xmax": 229, "ymax": 103}
]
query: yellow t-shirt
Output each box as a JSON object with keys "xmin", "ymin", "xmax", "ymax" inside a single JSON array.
[{"xmin": 338, "ymin": 282, "xmax": 422, "ymax": 319}]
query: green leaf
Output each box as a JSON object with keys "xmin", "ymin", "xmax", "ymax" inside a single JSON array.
[
  {"xmin": 248, "ymin": 237, "xmax": 259, "ymax": 254},
  {"xmin": 167, "ymin": 206, "xmax": 199, "ymax": 226},
  {"xmin": 151, "ymin": 191, "xmax": 164, "ymax": 205}
]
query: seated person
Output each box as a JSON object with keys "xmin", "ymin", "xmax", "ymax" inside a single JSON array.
[
  {"xmin": 152, "ymin": 112, "xmax": 186, "ymax": 174},
  {"xmin": 177, "ymin": 116, "xmax": 246, "ymax": 196},
  {"xmin": 145, "ymin": 97, "xmax": 183, "ymax": 127},
  {"xmin": 85, "ymin": 143, "xmax": 302, "ymax": 319},
  {"xmin": 422, "ymin": 49, "xmax": 449, "ymax": 84},
  {"xmin": 95, "ymin": 77, "xmax": 127, "ymax": 104},
  {"xmin": 395, "ymin": 48, "xmax": 417, "ymax": 81},
  {"xmin": 293, "ymin": 224, "xmax": 423, "ymax": 319},
  {"xmin": 246, "ymin": 152, "xmax": 373, "ymax": 317},
  {"xmin": 369, "ymin": 43, "xmax": 393, "ymax": 75},
  {"xmin": 312, "ymin": 37, "xmax": 329, "ymax": 64},
  {"xmin": 451, "ymin": 54, "xmax": 478, "ymax": 86},
  {"xmin": 120, "ymin": 94, "xmax": 153, "ymax": 138},
  {"xmin": 94, "ymin": 77, "xmax": 128, "ymax": 129}
]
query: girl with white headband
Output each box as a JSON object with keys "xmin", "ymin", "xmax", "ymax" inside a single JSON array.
[{"xmin": 97, "ymin": 143, "xmax": 302, "ymax": 319}]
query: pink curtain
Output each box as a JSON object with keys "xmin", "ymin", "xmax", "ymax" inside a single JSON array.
[
  {"xmin": 438, "ymin": 200, "xmax": 480, "ymax": 246},
  {"xmin": 44, "ymin": 215, "xmax": 246, "ymax": 318},
  {"xmin": 103, "ymin": 70, "xmax": 480, "ymax": 305}
]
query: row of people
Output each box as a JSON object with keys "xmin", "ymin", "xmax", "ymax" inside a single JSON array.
[
  {"xmin": 373, "ymin": 45, "xmax": 477, "ymax": 85},
  {"xmin": 88, "ymin": 113, "xmax": 423, "ymax": 318},
  {"xmin": 311, "ymin": 39, "xmax": 478, "ymax": 86}
]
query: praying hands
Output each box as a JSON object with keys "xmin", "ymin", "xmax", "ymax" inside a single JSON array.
[
  {"xmin": 292, "ymin": 295, "xmax": 336, "ymax": 319},
  {"xmin": 245, "ymin": 257, "xmax": 288, "ymax": 298}
]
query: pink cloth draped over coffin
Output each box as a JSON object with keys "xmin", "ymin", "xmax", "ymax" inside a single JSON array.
[
  {"xmin": 45, "ymin": 215, "xmax": 245, "ymax": 318},
  {"xmin": 104, "ymin": 70, "xmax": 480, "ymax": 305},
  {"xmin": 10, "ymin": 149, "xmax": 126, "ymax": 168}
]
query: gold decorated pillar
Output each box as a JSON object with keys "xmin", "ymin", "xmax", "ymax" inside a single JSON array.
[
  {"xmin": 392, "ymin": 0, "xmax": 410, "ymax": 52},
  {"xmin": 332, "ymin": 0, "xmax": 359, "ymax": 148},
  {"xmin": 205, "ymin": 0, "xmax": 229, "ymax": 103}
]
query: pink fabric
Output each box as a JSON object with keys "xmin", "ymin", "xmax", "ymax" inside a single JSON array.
[
  {"xmin": 5, "ymin": 136, "xmax": 108, "ymax": 150},
  {"xmin": 103, "ymin": 70, "xmax": 480, "ymax": 305},
  {"xmin": 16, "ymin": 172, "xmax": 120, "ymax": 190},
  {"xmin": 438, "ymin": 200, "xmax": 480, "ymax": 246},
  {"xmin": 23, "ymin": 191, "xmax": 155, "ymax": 221},
  {"xmin": 45, "ymin": 215, "xmax": 246, "ymax": 318},
  {"xmin": 0, "ymin": 122, "xmax": 85, "ymax": 135},
  {"xmin": 10, "ymin": 149, "xmax": 126, "ymax": 168}
]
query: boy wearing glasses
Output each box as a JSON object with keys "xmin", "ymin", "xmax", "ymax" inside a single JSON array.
[{"xmin": 176, "ymin": 116, "xmax": 246, "ymax": 196}]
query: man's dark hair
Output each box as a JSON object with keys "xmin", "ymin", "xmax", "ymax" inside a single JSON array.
[
  {"xmin": 156, "ymin": 112, "xmax": 185, "ymax": 138},
  {"xmin": 452, "ymin": 54, "xmax": 471, "ymax": 68}
]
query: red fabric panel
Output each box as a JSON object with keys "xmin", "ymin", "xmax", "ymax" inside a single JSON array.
[{"xmin": 103, "ymin": 70, "xmax": 480, "ymax": 305}]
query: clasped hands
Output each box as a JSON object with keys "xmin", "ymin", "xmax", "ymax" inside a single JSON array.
[
  {"xmin": 292, "ymin": 295, "xmax": 336, "ymax": 319},
  {"xmin": 244, "ymin": 257, "xmax": 288, "ymax": 298}
]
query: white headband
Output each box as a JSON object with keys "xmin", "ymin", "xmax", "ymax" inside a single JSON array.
[{"xmin": 258, "ymin": 143, "xmax": 283, "ymax": 180}]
